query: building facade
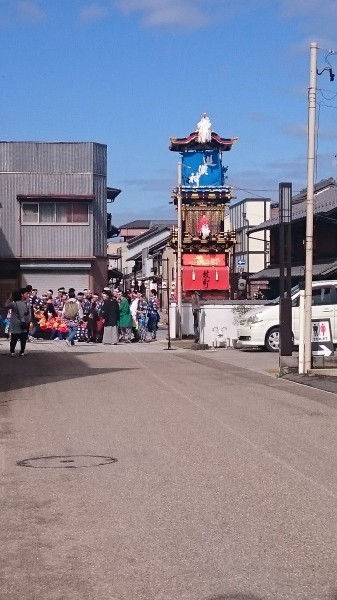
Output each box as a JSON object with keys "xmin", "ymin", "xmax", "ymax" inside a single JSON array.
[
  {"xmin": 0, "ymin": 141, "xmax": 110, "ymax": 302},
  {"xmin": 229, "ymin": 197, "xmax": 271, "ymax": 297},
  {"xmin": 249, "ymin": 178, "xmax": 337, "ymax": 298}
]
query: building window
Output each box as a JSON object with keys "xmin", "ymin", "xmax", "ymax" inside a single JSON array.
[{"xmin": 22, "ymin": 202, "xmax": 89, "ymax": 224}]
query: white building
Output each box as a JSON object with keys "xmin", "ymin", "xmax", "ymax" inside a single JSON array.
[{"xmin": 230, "ymin": 198, "xmax": 270, "ymax": 276}]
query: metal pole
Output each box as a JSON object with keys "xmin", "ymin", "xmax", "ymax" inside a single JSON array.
[
  {"xmin": 286, "ymin": 220, "xmax": 292, "ymax": 297},
  {"xmin": 177, "ymin": 162, "xmax": 183, "ymax": 339},
  {"xmin": 166, "ymin": 279, "xmax": 171, "ymax": 350},
  {"xmin": 246, "ymin": 221, "xmax": 250, "ymax": 290},
  {"xmin": 279, "ymin": 220, "xmax": 285, "ymax": 299},
  {"xmin": 162, "ymin": 257, "xmax": 174, "ymax": 351},
  {"xmin": 165, "ymin": 258, "xmax": 172, "ymax": 350},
  {"xmin": 303, "ymin": 42, "xmax": 318, "ymax": 374},
  {"xmin": 298, "ymin": 290, "xmax": 305, "ymax": 372}
]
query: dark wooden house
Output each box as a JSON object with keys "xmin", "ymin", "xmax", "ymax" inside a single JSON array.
[{"xmin": 249, "ymin": 178, "xmax": 337, "ymax": 298}]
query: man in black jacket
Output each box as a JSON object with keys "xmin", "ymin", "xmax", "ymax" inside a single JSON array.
[
  {"xmin": 101, "ymin": 290, "xmax": 120, "ymax": 345},
  {"xmin": 191, "ymin": 290, "xmax": 201, "ymax": 342}
]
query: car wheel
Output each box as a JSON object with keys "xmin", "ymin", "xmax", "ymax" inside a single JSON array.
[{"xmin": 265, "ymin": 327, "xmax": 280, "ymax": 352}]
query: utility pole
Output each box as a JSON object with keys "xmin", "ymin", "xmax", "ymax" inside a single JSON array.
[
  {"xmin": 177, "ymin": 162, "xmax": 183, "ymax": 339},
  {"xmin": 302, "ymin": 42, "xmax": 318, "ymax": 374}
]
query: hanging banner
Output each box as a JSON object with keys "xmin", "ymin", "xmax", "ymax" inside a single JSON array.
[
  {"xmin": 182, "ymin": 151, "xmax": 223, "ymax": 188},
  {"xmin": 182, "ymin": 255, "xmax": 229, "ymax": 291}
]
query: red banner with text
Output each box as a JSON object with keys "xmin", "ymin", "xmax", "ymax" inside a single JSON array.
[{"xmin": 182, "ymin": 254, "xmax": 229, "ymax": 291}]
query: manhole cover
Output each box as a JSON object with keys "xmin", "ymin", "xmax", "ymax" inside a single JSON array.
[{"xmin": 17, "ymin": 454, "xmax": 117, "ymax": 469}]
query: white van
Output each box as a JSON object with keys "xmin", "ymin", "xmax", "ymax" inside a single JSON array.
[{"xmin": 237, "ymin": 280, "xmax": 337, "ymax": 352}]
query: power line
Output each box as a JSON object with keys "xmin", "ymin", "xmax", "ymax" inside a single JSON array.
[{"xmin": 229, "ymin": 185, "xmax": 301, "ymax": 197}]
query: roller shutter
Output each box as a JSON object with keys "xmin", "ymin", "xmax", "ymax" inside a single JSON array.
[{"xmin": 21, "ymin": 271, "xmax": 89, "ymax": 294}]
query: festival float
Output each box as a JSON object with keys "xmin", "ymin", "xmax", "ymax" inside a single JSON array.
[{"xmin": 169, "ymin": 114, "xmax": 238, "ymax": 298}]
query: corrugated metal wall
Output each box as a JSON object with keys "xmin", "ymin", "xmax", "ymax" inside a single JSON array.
[
  {"xmin": 0, "ymin": 142, "xmax": 107, "ymax": 258},
  {"xmin": 0, "ymin": 142, "xmax": 100, "ymax": 174},
  {"xmin": 21, "ymin": 224, "xmax": 92, "ymax": 257},
  {"xmin": 93, "ymin": 175, "xmax": 107, "ymax": 257}
]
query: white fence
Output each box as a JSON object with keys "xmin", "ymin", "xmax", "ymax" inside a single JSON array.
[{"xmin": 169, "ymin": 301, "xmax": 263, "ymax": 347}]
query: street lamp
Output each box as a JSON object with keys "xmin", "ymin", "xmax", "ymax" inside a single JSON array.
[
  {"xmin": 279, "ymin": 182, "xmax": 292, "ymax": 298},
  {"xmin": 279, "ymin": 182, "xmax": 292, "ymax": 357}
]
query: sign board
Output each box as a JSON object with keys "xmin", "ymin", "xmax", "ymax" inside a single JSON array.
[{"xmin": 311, "ymin": 319, "xmax": 334, "ymax": 356}]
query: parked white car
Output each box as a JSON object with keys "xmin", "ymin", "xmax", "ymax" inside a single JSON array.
[{"xmin": 237, "ymin": 280, "xmax": 337, "ymax": 352}]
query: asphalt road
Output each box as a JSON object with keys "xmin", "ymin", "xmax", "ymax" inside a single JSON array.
[{"xmin": 1, "ymin": 340, "xmax": 337, "ymax": 600}]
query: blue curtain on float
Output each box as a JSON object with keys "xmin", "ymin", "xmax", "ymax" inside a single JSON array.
[{"xmin": 181, "ymin": 151, "xmax": 223, "ymax": 188}]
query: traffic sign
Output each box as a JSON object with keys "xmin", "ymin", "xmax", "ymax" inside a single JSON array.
[{"xmin": 237, "ymin": 259, "xmax": 246, "ymax": 266}]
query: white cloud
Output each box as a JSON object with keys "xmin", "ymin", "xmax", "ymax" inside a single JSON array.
[
  {"xmin": 15, "ymin": 0, "xmax": 45, "ymax": 22},
  {"xmin": 280, "ymin": 122, "xmax": 307, "ymax": 138},
  {"xmin": 115, "ymin": 0, "xmax": 207, "ymax": 29},
  {"xmin": 113, "ymin": 0, "xmax": 243, "ymax": 29},
  {"xmin": 280, "ymin": 0, "xmax": 337, "ymax": 43},
  {"xmin": 79, "ymin": 3, "xmax": 108, "ymax": 22},
  {"xmin": 281, "ymin": 0, "xmax": 337, "ymax": 19}
]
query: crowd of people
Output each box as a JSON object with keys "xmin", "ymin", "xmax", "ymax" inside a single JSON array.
[{"xmin": 4, "ymin": 284, "xmax": 161, "ymax": 355}]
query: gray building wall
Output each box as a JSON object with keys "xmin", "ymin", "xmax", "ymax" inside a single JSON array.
[{"xmin": 0, "ymin": 141, "xmax": 107, "ymax": 259}]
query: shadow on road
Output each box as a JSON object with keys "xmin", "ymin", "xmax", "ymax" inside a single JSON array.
[
  {"xmin": 0, "ymin": 351, "xmax": 138, "ymax": 395},
  {"xmin": 207, "ymin": 594, "xmax": 264, "ymax": 600}
]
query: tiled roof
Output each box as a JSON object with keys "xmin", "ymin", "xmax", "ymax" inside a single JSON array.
[
  {"xmin": 249, "ymin": 179, "xmax": 337, "ymax": 233},
  {"xmin": 119, "ymin": 219, "xmax": 176, "ymax": 229},
  {"xmin": 292, "ymin": 177, "xmax": 335, "ymax": 203},
  {"xmin": 127, "ymin": 225, "xmax": 172, "ymax": 248},
  {"xmin": 250, "ymin": 260, "xmax": 337, "ymax": 281},
  {"xmin": 169, "ymin": 131, "xmax": 238, "ymax": 152},
  {"xmin": 127, "ymin": 232, "xmax": 172, "ymax": 262},
  {"xmin": 119, "ymin": 220, "xmax": 152, "ymax": 229}
]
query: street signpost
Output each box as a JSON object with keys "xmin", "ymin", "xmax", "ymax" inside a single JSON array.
[{"xmin": 237, "ymin": 258, "xmax": 245, "ymax": 275}]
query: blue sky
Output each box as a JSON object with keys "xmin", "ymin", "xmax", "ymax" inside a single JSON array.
[{"xmin": 1, "ymin": 1, "xmax": 337, "ymax": 226}]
